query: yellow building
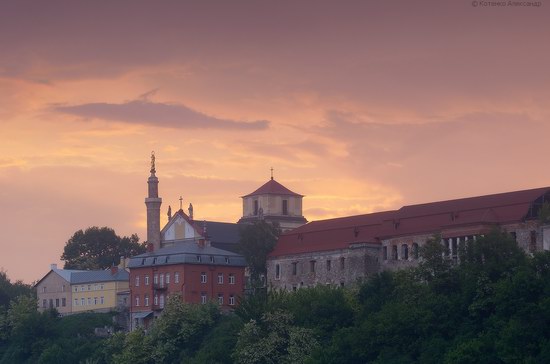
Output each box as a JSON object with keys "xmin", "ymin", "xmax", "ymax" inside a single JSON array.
[
  {"xmin": 36, "ymin": 265, "xmax": 129, "ymax": 314},
  {"xmin": 71, "ymin": 266, "xmax": 129, "ymax": 313}
]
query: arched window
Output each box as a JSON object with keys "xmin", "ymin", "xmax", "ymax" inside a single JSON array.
[
  {"xmin": 401, "ymin": 244, "xmax": 409, "ymax": 260},
  {"xmin": 412, "ymin": 243, "xmax": 419, "ymax": 259}
]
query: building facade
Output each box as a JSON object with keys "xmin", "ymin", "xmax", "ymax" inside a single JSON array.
[
  {"xmin": 268, "ymin": 187, "xmax": 550, "ymax": 290},
  {"xmin": 35, "ymin": 264, "xmax": 129, "ymax": 315},
  {"xmin": 128, "ymin": 242, "xmax": 246, "ymax": 330}
]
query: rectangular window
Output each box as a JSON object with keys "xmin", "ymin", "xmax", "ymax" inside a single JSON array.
[
  {"xmin": 49, "ymin": 299, "xmax": 53, "ymax": 308},
  {"xmin": 42, "ymin": 299, "xmax": 47, "ymax": 308},
  {"xmin": 310, "ymin": 260, "xmax": 316, "ymax": 273},
  {"xmin": 74, "ymin": 286, "xmax": 78, "ymax": 292},
  {"xmin": 229, "ymin": 294, "xmax": 235, "ymax": 306},
  {"xmin": 55, "ymin": 299, "xmax": 59, "ymax": 307},
  {"xmin": 175, "ymin": 272, "xmax": 180, "ymax": 283},
  {"xmin": 154, "ymin": 274, "xmax": 158, "ymax": 285},
  {"xmin": 144, "ymin": 295, "xmax": 149, "ymax": 307},
  {"xmin": 94, "ymin": 297, "xmax": 98, "ymax": 305},
  {"xmin": 74, "ymin": 298, "xmax": 78, "ymax": 306},
  {"xmin": 275, "ymin": 264, "xmax": 281, "ymax": 279},
  {"xmin": 81, "ymin": 285, "xmax": 85, "ymax": 292},
  {"xmin": 100, "ymin": 296, "xmax": 104, "ymax": 305},
  {"xmin": 201, "ymin": 292, "xmax": 207, "ymax": 304},
  {"xmin": 87, "ymin": 298, "xmax": 91, "ymax": 305},
  {"xmin": 217, "ymin": 273, "xmax": 223, "ymax": 284},
  {"xmin": 218, "ymin": 293, "xmax": 224, "ymax": 305},
  {"xmin": 201, "ymin": 272, "xmax": 207, "ymax": 283},
  {"xmin": 42, "ymin": 286, "xmax": 46, "ymax": 293},
  {"xmin": 88, "ymin": 285, "xmax": 91, "ymax": 291},
  {"xmin": 166, "ymin": 273, "xmax": 170, "ymax": 284},
  {"xmin": 81, "ymin": 298, "xmax": 85, "ymax": 306},
  {"xmin": 229, "ymin": 273, "xmax": 235, "ymax": 284},
  {"xmin": 145, "ymin": 275, "xmax": 149, "ymax": 285},
  {"xmin": 160, "ymin": 274, "xmax": 164, "ymax": 287},
  {"xmin": 392, "ymin": 245, "xmax": 398, "ymax": 260},
  {"xmin": 326, "ymin": 260, "xmax": 332, "ymax": 272},
  {"xmin": 154, "ymin": 295, "xmax": 158, "ymax": 306},
  {"xmin": 282, "ymin": 200, "xmax": 288, "ymax": 215},
  {"xmin": 530, "ymin": 230, "xmax": 537, "ymax": 252},
  {"xmin": 160, "ymin": 294, "xmax": 165, "ymax": 309},
  {"xmin": 94, "ymin": 284, "xmax": 98, "ymax": 291},
  {"xmin": 383, "ymin": 246, "xmax": 388, "ymax": 260},
  {"xmin": 135, "ymin": 276, "xmax": 140, "ymax": 287},
  {"xmin": 135, "ymin": 295, "xmax": 140, "ymax": 307},
  {"xmin": 100, "ymin": 284, "xmax": 104, "ymax": 290},
  {"xmin": 292, "ymin": 262, "xmax": 297, "ymax": 275}
]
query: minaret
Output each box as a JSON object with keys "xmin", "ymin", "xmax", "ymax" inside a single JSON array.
[{"xmin": 145, "ymin": 151, "xmax": 162, "ymax": 250}]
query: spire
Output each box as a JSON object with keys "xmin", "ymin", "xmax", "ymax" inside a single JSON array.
[
  {"xmin": 145, "ymin": 152, "xmax": 162, "ymax": 250},
  {"xmin": 150, "ymin": 151, "xmax": 156, "ymax": 175},
  {"xmin": 270, "ymin": 167, "xmax": 274, "ymax": 180},
  {"xmin": 179, "ymin": 196, "xmax": 183, "ymax": 210},
  {"xmin": 167, "ymin": 205, "xmax": 172, "ymax": 220}
]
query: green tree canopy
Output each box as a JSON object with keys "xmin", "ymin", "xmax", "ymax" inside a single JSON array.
[
  {"xmin": 61, "ymin": 227, "xmax": 145, "ymax": 270},
  {"xmin": 238, "ymin": 221, "xmax": 280, "ymax": 286}
]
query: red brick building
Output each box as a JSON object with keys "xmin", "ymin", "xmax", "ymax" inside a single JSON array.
[{"xmin": 128, "ymin": 241, "xmax": 246, "ymax": 329}]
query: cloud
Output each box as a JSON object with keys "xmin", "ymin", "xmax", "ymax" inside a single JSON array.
[{"xmin": 55, "ymin": 100, "xmax": 270, "ymax": 130}]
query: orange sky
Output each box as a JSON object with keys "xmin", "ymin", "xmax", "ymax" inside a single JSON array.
[{"xmin": 1, "ymin": 0, "xmax": 549, "ymax": 283}]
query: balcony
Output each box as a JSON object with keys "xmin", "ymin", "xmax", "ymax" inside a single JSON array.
[{"xmin": 153, "ymin": 283, "xmax": 167, "ymax": 291}]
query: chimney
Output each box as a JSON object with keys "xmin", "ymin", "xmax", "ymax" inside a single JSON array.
[
  {"xmin": 111, "ymin": 265, "xmax": 119, "ymax": 275},
  {"xmin": 147, "ymin": 242, "xmax": 154, "ymax": 252},
  {"xmin": 198, "ymin": 238, "xmax": 205, "ymax": 248},
  {"xmin": 118, "ymin": 256, "xmax": 126, "ymax": 270},
  {"xmin": 50, "ymin": 263, "xmax": 57, "ymax": 270}
]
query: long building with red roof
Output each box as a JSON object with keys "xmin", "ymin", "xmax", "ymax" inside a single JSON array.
[{"xmin": 267, "ymin": 187, "xmax": 550, "ymax": 290}]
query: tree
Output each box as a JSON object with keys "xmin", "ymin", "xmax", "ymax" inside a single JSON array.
[
  {"xmin": 233, "ymin": 310, "xmax": 318, "ymax": 364},
  {"xmin": 0, "ymin": 270, "xmax": 33, "ymax": 309},
  {"xmin": 238, "ymin": 221, "xmax": 280, "ymax": 287},
  {"xmin": 61, "ymin": 227, "xmax": 145, "ymax": 270}
]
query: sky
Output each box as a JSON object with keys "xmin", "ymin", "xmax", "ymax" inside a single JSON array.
[{"xmin": 1, "ymin": 0, "xmax": 549, "ymax": 283}]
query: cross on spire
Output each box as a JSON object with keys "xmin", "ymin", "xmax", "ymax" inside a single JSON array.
[
  {"xmin": 179, "ymin": 196, "xmax": 183, "ymax": 210},
  {"xmin": 270, "ymin": 167, "xmax": 274, "ymax": 180}
]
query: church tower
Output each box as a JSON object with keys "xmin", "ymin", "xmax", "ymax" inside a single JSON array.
[
  {"xmin": 238, "ymin": 170, "xmax": 307, "ymax": 232},
  {"xmin": 145, "ymin": 152, "xmax": 162, "ymax": 250}
]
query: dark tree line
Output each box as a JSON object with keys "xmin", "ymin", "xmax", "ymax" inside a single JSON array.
[{"xmin": 3, "ymin": 228, "xmax": 550, "ymax": 363}]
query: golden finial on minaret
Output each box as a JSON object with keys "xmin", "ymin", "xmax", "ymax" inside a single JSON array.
[{"xmin": 150, "ymin": 151, "xmax": 156, "ymax": 174}]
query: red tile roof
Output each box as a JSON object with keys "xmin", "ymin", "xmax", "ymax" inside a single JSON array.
[
  {"xmin": 242, "ymin": 178, "xmax": 303, "ymax": 198},
  {"xmin": 270, "ymin": 187, "xmax": 550, "ymax": 257}
]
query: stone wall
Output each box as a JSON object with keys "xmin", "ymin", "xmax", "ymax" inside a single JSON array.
[{"xmin": 267, "ymin": 244, "xmax": 380, "ymax": 290}]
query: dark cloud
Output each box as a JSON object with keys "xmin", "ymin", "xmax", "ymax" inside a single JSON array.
[{"xmin": 55, "ymin": 100, "xmax": 269, "ymax": 130}]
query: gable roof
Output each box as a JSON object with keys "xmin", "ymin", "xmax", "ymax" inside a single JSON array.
[
  {"xmin": 242, "ymin": 178, "xmax": 303, "ymax": 198},
  {"xmin": 270, "ymin": 186, "xmax": 550, "ymax": 257},
  {"xmin": 193, "ymin": 220, "xmax": 241, "ymax": 245},
  {"xmin": 34, "ymin": 267, "xmax": 126, "ymax": 287},
  {"xmin": 161, "ymin": 209, "xmax": 202, "ymax": 237}
]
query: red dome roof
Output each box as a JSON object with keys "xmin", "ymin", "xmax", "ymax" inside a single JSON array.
[{"xmin": 242, "ymin": 178, "xmax": 303, "ymax": 198}]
